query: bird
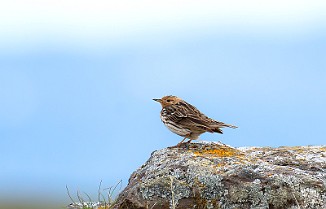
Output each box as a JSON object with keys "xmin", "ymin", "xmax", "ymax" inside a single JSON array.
[{"xmin": 153, "ymin": 95, "xmax": 237, "ymax": 147}]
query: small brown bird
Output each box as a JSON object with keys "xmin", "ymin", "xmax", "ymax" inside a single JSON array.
[{"xmin": 153, "ymin": 95, "xmax": 237, "ymax": 146}]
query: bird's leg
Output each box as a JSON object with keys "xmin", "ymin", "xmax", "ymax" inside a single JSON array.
[
  {"xmin": 185, "ymin": 139, "xmax": 193, "ymax": 144},
  {"xmin": 174, "ymin": 134, "xmax": 193, "ymax": 147},
  {"xmin": 176, "ymin": 136, "xmax": 188, "ymax": 147}
]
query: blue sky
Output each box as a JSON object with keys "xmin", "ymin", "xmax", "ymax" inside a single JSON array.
[{"xmin": 0, "ymin": 0, "xmax": 326, "ymax": 205}]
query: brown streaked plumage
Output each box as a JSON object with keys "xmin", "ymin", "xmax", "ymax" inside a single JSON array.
[{"xmin": 153, "ymin": 95, "xmax": 237, "ymax": 146}]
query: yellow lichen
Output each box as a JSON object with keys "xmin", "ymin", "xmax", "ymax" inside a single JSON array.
[{"xmin": 193, "ymin": 146, "xmax": 240, "ymax": 157}]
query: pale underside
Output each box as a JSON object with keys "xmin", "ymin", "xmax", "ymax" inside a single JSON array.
[{"xmin": 161, "ymin": 114, "xmax": 204, "ymax": 140}]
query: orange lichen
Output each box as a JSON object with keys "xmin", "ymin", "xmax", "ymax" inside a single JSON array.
[{"xmin": 193, "ymin": 146, "xmax": 240, "ymax": 157}]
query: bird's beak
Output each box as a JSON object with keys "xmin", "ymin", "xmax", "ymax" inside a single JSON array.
[{"xmin": 153, "ymin": 98, "xmax": 161, "ymax": 103}]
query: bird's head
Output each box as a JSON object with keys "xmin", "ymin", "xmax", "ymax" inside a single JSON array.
[{"xmin": 153, "ymin": 95, "xmax": 182, "ymax": 108}]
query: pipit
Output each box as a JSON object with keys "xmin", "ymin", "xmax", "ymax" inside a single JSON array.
[{"xmin": 153, "ymin": 95, "xmax": 237, "ymax": 147}]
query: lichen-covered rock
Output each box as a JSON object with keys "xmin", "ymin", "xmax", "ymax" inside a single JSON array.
[{"xmin": 114, "ymin": 142, "xmax": 326, "ymax": 209}]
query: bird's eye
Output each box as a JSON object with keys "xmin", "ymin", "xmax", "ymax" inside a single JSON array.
[{"xmin": 167, "ymin": 100, "xmax": 171, "ymax": 102}]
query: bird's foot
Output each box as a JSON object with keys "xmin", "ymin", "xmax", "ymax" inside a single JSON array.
[
  {"xmin": 185, "ymin": 139, "xmax": 193, "ymax": 144},
  {"xmin": 168, "ymin": 142, "xmax": 184, "ymax": 149},
  {"xmin": 168, "ymin": 139, "xmax": 193, "ymax": 149}
]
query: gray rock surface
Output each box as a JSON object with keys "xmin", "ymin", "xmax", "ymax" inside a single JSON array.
[{"xmin": 114, "ymin": 142, "xmax": 326, "ymax": 209}]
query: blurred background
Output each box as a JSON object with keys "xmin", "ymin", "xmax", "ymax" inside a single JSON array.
[{"xmin": 1, "ymin": 0, "xmax": 325, "ymax": 208}]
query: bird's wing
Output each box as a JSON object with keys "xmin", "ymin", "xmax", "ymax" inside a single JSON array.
[
  {"xmin": 175, "ymin": 101, "xmax": 235, "ymax": 129},
  {"xmin": 162, "ymin": 103, "xmax": 208, "ymax": 132},
  {"xmin": 174, "ymin": 102, "xmax": 210, "ymax": 122},
  {"xmin": 171, "ymin": 101, "xmax": 216, "ymax": 131}
]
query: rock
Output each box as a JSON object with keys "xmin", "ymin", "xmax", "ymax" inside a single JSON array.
[{"xmin": 114, "ymin": 142, "xmax": 326, "ymax": 209}]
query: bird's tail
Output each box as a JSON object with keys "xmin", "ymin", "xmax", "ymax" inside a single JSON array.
[
  {"xmin": 210, "ymin": 122, "xmax": 238, "ymax": 134},
  {"xmin": 212, "ymin": 121, "xmax": 238, "ymax": 128},
  {"xmin": 222, "ymin": 123, "xmax": 238, "ymax": 129}
]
